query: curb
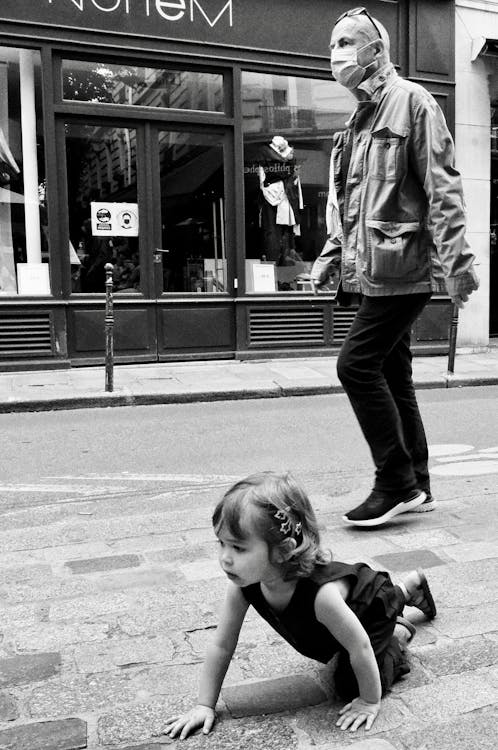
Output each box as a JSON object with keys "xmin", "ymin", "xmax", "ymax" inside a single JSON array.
[{"xmin": 0, "ymin": 375, "xmax": 496, "ymax": 413}]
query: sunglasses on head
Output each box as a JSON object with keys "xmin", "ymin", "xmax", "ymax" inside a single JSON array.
[{"xmin": 335, "ymin": 6, "xmax": 383, "ymax": 40}]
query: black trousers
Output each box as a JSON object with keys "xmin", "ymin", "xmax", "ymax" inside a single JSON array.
[{"xmin": 337, "ymin": 293, "xmax": 432, "ymax": 494}]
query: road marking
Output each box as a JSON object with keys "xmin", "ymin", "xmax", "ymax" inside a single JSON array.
[
  {"xmin": 428, "ymin": 444, "xmax": 474, "ymax": 457},
  {"xmin": 48, "ymin": 473, "xmax": 239, "ymax": 483},
  {"xmin": 0, "ymin": 484, "xmax": 120, "ymax": 494},
  {"xmin": 432, "ymin": 460, "xmax": 498, "ymax": 476},
  {"xmin": 434, "ymin": 453, "xmax": 498, "ymax": 463},
  {"xmin": 429, "ymin": 444, "xmax": 498, "ymax": 476}
]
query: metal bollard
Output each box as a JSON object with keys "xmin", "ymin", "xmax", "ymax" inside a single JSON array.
[
  {"xmin": 446, "ymin": 302, "xmax": 459, "ymax": 379},
  {"xmin": 104, "ymin": 263, "xmax": 114, "ymax": 392}
]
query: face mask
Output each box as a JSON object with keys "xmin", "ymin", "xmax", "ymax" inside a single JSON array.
[{"xmin": 331, "ymin": 40, "xmax": 378, "ymax": 89}]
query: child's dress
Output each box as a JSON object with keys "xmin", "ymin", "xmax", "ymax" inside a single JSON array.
[{"xmin": 241, "ymin": 560, "xmax": 409, "ymax": 698}]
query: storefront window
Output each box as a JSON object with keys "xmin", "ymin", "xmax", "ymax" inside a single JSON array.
[
  {"xmin": 65, "ymin": 123, "xmax": 139, "ymax": 294},
  {"xmin": 62, "ymin": 60, "xmax": 224, "ymax": 113},
  {"xmin": 0, "ymin": 47, "xmax": 48, "ymax": 296},
  {"xmin": 242, "ymin": 72, "xmax": 354, "ymax": 293},
  {"xmin": 159, "ymin": 130, "xmax": 226, "ymax": 293}
]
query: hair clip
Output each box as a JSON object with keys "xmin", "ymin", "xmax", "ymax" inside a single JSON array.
[{"xmin": 274, "ymin": 506, "xmax": 302, "ymax": 538}]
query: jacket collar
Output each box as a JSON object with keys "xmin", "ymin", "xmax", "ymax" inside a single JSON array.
[
  {"xmin": 357, "ymin": 62, "xmax": 397, "ymax": 101},
  {"xmin": 344, "ymin": 63, "xmax": 397, "ymax": 127}
]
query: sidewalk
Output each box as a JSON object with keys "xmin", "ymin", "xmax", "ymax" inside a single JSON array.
[
  {"xmin": 0, "ymin": 460, "xmax": 497, "ymax": 749},
  {"xmin": 0, "ymin": 347, "xmax": 498, "ymax": 412}
]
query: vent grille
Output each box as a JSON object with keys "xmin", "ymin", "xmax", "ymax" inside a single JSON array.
[
  {"xmin": 0, "ymin": 314, "xmax": 53, "ymax": 357},
  {"xmin": 332, "ymin": 309, "xmax": 356, "ymax": 344},
  {"xmin": 249, "ymin": 308, "xmax": 325, "ymax": 347}
]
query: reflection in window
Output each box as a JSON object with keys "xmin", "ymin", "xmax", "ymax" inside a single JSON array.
[
  {"xmin": 0, "ymin": 47, "xmax": 48, "ymax": 296},
  {"xmin": 62, "ymin": 60, "xmax": 224, "ymax": 112},
  {"xmin": 65, "ymin": 123, "xmax": 139, "ymax": 294},
  {"xmin": 242, "ymin": 72, "xmax": 355, "ymax": 293},
  {"xmin": 159, "ymin": 131, "xmax": 226, "ymax": 294}
]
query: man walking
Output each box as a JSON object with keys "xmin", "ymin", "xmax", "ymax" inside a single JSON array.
[{"xmin": 311, "ymin": 7, "xmax": 479, "ymax": 527}]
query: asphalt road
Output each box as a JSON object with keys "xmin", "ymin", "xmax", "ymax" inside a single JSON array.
[{"xmin": 1, "ymin": 385, "xmax": 497, "ymax": 485}]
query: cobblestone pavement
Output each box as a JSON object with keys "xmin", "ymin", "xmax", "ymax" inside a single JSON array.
[{"xmin": 1, "ymin": 461, "xmax": 497, "ymax": 750}]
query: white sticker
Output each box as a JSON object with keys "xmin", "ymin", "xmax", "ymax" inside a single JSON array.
[{"xmin": 91, "ymin": 202, "xmax": 139, "ymax": 237}]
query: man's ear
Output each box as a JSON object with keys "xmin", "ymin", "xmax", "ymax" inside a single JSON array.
[
  {"xmin": 274, "ymin": 538, "xmax": 297, "ymax": 563},
  {"xmin": 373, "ymin": 39, "xmax": 384, "ymax": 58}
]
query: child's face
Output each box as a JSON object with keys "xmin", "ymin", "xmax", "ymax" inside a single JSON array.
[{"xmin": 216, "ymin": 527, "xmax": 281, "ymax": 587}]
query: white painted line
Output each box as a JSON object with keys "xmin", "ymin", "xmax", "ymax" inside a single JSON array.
[
  {"xmin": 428, "ymin": 444, "xmax": 475, "ymax": 457},
  {"xmin": 435, "ymin": 453, "xmax": 498, "ymax": 463},
  {"xmin": 48, "ymin": 473, "xmax": 239, "ymax": 483},
  {"xmin": 0, "ymin": 484, "xmax": 120, "ymax": 494},
  {"xmin": 431, "ymin": 460, "xmax": 498, "ymax": 476}
]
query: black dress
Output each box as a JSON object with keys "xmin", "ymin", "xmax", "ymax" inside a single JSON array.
[{"xmin": 241, "ymin": 560, "xmax": 409, "ymax": 698}]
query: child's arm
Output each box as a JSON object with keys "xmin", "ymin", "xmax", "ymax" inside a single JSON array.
[
  {"xmin": 314, "ymin": 582, "xmax": 382, "ymax": 733},
  {"xmin": 164, "ymin": 582, "xmax": 249, "ymax": 740}
]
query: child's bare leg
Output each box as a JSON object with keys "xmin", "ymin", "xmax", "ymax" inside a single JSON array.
[
  {"xmin": 399, "ymin": 569, "xmax": 437, "ymax": 619},
  {"xmin": 394, "ymin": 620, "xmax": 413, "ymax": 651}
]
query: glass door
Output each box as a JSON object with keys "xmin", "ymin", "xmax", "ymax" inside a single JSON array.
[
  {"xmin": 154, "ymin": 127, "xmax": 228, "ymax": 297},
  {"xmin": 64, "ymin": 121, "xmax": 141, "ymax": 296},
  {"xmin": 63, "ymin": 119, "xmax": 231, "ymax": 359}
]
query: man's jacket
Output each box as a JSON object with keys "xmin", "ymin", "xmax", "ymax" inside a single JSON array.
[{"xmin": 311, "ymin": 65, "xmax": 478, "ymax": 298}]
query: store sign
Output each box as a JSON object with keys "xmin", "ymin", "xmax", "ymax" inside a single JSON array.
[
  {"xmin": 0, "ymin": 0, "xmax": 333, "ymax": 59},
  {"xmin": 48, "ymin": 0, "xmax": 233, "ymax": 28}
]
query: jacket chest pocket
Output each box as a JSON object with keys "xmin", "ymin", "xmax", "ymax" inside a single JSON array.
[{"xmin": 370, "ymin": 132, "xmax": 406, "ymax": 181}]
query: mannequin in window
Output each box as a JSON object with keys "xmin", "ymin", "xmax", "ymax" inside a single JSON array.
[{"xmin": 257, "ymin": 136, "xmax": 303, "ymax": 264}]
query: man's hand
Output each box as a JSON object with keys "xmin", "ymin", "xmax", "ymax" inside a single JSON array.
[
  {"xmin": 164, "ymin": 705, "xmax": 216, "ymax": 740},
  {"xmin": 451, "ymin": 292, "xmax": 469, "ymax": 310},
  {"xmin": 448, "ymin": 269, "xmax": 480, "ymax": 309},
  {"xmin": 311, "ymin": 279, "xmax": 321, "ymax": 295},
  {"xmin": 336, "ymin": 696, "xmax": 380, "ymax": 732}
]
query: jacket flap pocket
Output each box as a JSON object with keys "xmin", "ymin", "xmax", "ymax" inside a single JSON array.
[
  {"xmin": 371, "ymin": 126, "xmax": 408, "ymax": 139},
  {"xmin": 366, "ymin": 220, "xmax": 420, "ymax": 237}
]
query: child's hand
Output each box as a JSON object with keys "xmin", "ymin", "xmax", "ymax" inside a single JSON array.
[
  {"xmin": 164, "ymin": 705, "xmax": 216, "ymax": 740},
  {"xmin": 336, "ymin": 697, "xmax": 380, "ymax": 732}
]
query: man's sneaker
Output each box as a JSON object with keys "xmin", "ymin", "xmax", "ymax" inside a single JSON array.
[
  {"xmin": 342, "ymin": 489, "xmax": 426, "ymax": 527},
  {"xmin": 411, "ymin": 493, "xmax": 436, "ymax": 513}
]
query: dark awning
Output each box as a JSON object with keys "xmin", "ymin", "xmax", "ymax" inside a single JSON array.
[{"xmin": 472, "ymin": 37, "xmax": 498, "ymax": 61}]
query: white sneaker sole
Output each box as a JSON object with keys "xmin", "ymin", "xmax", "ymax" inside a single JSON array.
[
  {"xmin": 342, "ymin": 491, "xmax": 426, "ymax": 527},
  {"xmin": 411, "ymin": 498, "xmax": 436, "ymax": 513}
]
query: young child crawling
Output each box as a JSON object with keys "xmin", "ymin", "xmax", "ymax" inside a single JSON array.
[{"xmin": 165, "ymin": 471, "xmax": 436, "ymax": 738}]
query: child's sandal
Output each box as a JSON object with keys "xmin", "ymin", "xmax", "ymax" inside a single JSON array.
[
  {"xmin": 396, "ymin": 616, "xmax": 416, "ymax": 643},
  {"xmin": 408, "ymin": 570, "xmax": 437, "ymax": 620}
]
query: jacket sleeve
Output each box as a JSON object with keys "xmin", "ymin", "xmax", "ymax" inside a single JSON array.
[
  {"xmin": 310, "ymin": 150, "xmax": 343, "ymax": 285},
  {"xmin": 409, "ymin": 93, "xmax": 479, "ymax": 298}
]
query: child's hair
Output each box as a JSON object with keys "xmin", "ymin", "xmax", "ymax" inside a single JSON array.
[{"xmin": 212, "ymin": 471, "xmax": 331, "ymax": 580}]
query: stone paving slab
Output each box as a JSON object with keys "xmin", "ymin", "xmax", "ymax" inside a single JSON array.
[
  {"xmin": 0, "ymin": 653, "xmax": 61, "ymax": 688},
  {"xmin": 293, "ymin": 696, "xmax": 413, "ymax": 746},
  {"xmin": 371, "ymin": 549, "xmax": 447, "ymax": 571},
  {"xmin": 340, "ymin": 742, "xmax": 398, "ymax": 750},
  {"xmin": 221, "ymin": 674, "xmax": 327, "ymax": 718},
  {"xmin": 0, "ymin": 718, "xmax": 87, "ymax": 750},
  {"xmin": 0, "ymin": 692, "xmax": 19, "ymax": 722},
  {"xmin": 398, "ymin": 704, "xmax": 498, "ymax": 750},
  {"xmin": 398, "ymin": 669, "xmax": 498, "ymax": 723},
  {"xmin": 64, "ymin": 553, "xmax": 141, "ymax": 574},
  {"xmin": 70, "ymin": 634, "xmax": 175, "ymax": 673},
  {"xmin": 412, "ymin": 635, "xmax": 498, "ymax": 677}
]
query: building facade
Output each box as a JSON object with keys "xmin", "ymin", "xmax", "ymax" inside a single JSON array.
[
  {"xmin": 455, "ymin": 0, "xmax": 498, "ymax": 347},
  {"xmin": 0, "ymin": 0, "xmax": 461, "ymax": 368}
]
